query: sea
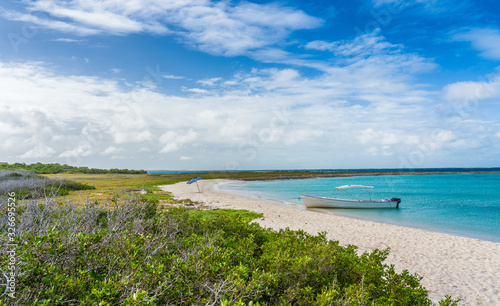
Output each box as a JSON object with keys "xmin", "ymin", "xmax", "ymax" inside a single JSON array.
[{"xmin": 216, "ymin": 173, "xmax": 500, "ymax": 243}]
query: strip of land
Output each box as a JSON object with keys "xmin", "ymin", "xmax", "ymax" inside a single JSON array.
[{"xmin": 161, "ymin": 179, "xmax": 500, "ymax": 306}]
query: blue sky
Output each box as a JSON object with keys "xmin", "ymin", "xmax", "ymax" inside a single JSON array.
[{"xmin": 1, "ymin": 0, "xmax": 500, "ymax": 170}]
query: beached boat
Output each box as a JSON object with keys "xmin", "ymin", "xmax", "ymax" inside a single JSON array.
[{"xmin": 301, "ymin": 185, "xmax": 401, "ymax": 209}]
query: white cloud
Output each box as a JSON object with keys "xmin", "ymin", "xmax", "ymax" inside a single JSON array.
[
  {"xmin": 453, "ymin": 28, "xmax": 500, "ymax": 61},
  {"xmin": 371, "ymin": 0, "xmax": 466, "ymax": 13},
  {"xmin": 1, "ymin": 1, "xmax": 169, "ymax": 35},
  {"xmin": 102, "ymin": 146, "xmax": 123, "ymax": 155},
  {"xmin": 180, "ymin": 156, "xmax": 192, "ymax": 160},
  {"xmin": 435, "ymin": 130, "xmax": 455, "ymax": 142},
  {"xmin": 198, "ymin": 77, "xmax": 222, "ymax": 86},
  {"xmin": 284, "ymin": 129, "xmax": 323, "ymax": 146},
  {"xmin": 19, "ymin": 144, "xmax": 56, "ymax": 158},
  {"xmin": 59, "ymin": 143, "xmax": 93, "ymax": 158},
  {"xmin": 159, "ymin": 130, "xmax": 198, "ymax": 153},
  {"xmin": 305, "ymin": 31, "xmax": 436, "ymax": 74},
  {"xmin": 358, "ymin": 128, "xmax": 402, "ymax": 145},
  {"xmin": 305, "ymin": 40, "xmax": 337, "ymax": 52},
  {"xmin": 181, "ymin": 87, "xmax": 209, "ymax": 94},
  {"xmin": 174, "ymin": 2, "xmax": 322, "ymax": 56},
  {"xmin": 0, "ymin": 60, "xmax": 497, "ymax": 169},
  {"xmin": 52, "ymin": 38, "xmax": 84, "ymax": 43},
  {"xmin": 111, "ymin": 155, "xmax": 126, "ymax": 160},
  {"xmin": 1, "ymin": 9, "xmax": 101, "ymax": 35},
  {"xmin": 163, "ymin": 74, "xmax": 184, "ymax": 80},
  {"xmin": 41, "ymin": 4, "xmax": 147, "ymax": 34},
  {"xmin": 232, "ymin": 2, "xmax": 321, "ymax": 30},
  {"xmin": 372, "ymin": 0, "xmax": 428, "ymax": 7},
  {"xmin": 138, "ymin": 147, "xmax": 151, "ymax": 152},
  {"xmin": 306, "ymin": 32, "xmax": 397, "ymax": 58},
  {"xmin": 442, "ymin": 75, "xmax": 500, "ymax": 101},
  {"xmin": 1, "ymin": 0, "xmax": 321, "ymax": 56},
  {"xmin": 108, "ymin": 111, "xmax": 152, "ymax": 144}
]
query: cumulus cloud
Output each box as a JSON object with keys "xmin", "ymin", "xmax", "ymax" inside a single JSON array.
[
  {"xmin": 159, "ymin": 130, "xmax": 198, "ymax": 153},
  {"xmin": 0, "ymin": 56, "xmax": 496, "ymax": 169}
]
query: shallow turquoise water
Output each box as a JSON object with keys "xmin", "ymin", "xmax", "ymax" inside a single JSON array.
[{"xmin": 220, "ymin": 174, "xmax": 500, "ymax": 242}]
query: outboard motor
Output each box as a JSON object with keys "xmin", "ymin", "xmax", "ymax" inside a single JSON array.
[{"xmin": 391, "ymin": 197, "xmax": 401, "ymax": 208}]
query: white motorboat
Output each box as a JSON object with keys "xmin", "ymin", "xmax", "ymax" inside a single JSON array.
[{"xmin": 300, "ymin": 185, "xmax": 401, "ymax": 209}]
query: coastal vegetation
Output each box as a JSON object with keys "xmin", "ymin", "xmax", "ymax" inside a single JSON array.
[
  {"xmin": 0, "ymin": 162, "xmax": 147, "ymax": 174},
  {"xmin": 0, "ymin": 168, "xmax": 459, "ymax": 305},
  {"xmin": 0, "ymin": 170, "xmax": 94, "ymax": 199}
]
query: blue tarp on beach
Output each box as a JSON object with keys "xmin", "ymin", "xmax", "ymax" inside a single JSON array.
[{"xmin": 187, "ymin": 177, "xmax": 204, "ymax": 184}]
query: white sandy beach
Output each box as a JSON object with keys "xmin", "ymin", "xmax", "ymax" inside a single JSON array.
[{"xmin": 161, "ymin": 179, "xmax": 500, "ymax": 305}]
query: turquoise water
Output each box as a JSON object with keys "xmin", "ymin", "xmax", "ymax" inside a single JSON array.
[{"xmin": 220, "ymin": 174, "xmax": 500, "ymax": 242}]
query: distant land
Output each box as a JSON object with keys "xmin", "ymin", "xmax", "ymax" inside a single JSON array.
[{"xmin": 149, "ymin": 168, "xmax": 500, "ymax": 181}]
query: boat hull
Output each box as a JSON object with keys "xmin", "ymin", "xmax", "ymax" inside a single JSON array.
[{"xmin": 300, "ymin": 194, "xmax": 400, "ymax": 209}]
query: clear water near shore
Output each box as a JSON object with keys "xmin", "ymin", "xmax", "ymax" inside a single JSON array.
[{"xmin": 219, "ymin": 174, "xmax": 500, "ymax": 242}]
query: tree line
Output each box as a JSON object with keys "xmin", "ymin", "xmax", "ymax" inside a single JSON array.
[{"xmin": 0, "ymin": 162, "xmax": 147, "ymax": 174}]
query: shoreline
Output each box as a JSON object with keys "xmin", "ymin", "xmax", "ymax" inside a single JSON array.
[
  {"xmin": 161, "ymin": 179, "xmax": 500, "ymax": 305},
  {"xmin": 218, "ymin": 180, "xmax": 500, "ymax": 243},
  {"xmin": 149, "ymin": 170, "xmax": 500, "ymax": 182}
]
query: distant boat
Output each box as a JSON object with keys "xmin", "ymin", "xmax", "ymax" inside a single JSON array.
[{"xmin": 301, "ymin": 185, "xmax": 401, "ymax": 209}]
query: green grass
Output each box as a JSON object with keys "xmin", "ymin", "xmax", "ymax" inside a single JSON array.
[
  {"xmin": 187, "ymin": 208, "xmax": 263, "ymax": 223},
  {"xmin": 43, "ymin": 173, "xmax": 183, "ymax": 203},
  {"xmin": 140, "ymin": 192, "xmax": 175, "ymax": 203}
]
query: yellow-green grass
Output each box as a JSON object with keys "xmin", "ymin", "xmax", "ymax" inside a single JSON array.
[
  {"xmin": 42, "ymin": 171, "xmax": 366, "ymax": 205},
  {"xmin": 43, "ymin": 173, "xmax": 181, "ymax": 204}
]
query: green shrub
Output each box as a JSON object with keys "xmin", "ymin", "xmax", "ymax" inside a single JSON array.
[{"xmin": 0, "ymin": 196, "xmax": 458, "ymax": 305}]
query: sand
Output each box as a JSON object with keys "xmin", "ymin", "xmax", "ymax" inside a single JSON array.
[{"xmin": 160, "ymin": 179, "xmax": 500, "ymax": 305}]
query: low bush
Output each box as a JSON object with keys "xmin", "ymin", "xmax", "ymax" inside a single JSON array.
[
  {"xmin": 0, "ymin": 192, "xmax": 459, "ymax": 305},
  {"xmin": 0, "ymin": 170, "xmax": 94, "ymax": 199}
]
